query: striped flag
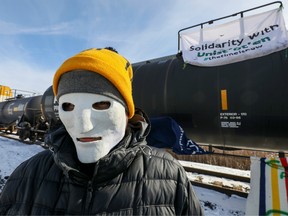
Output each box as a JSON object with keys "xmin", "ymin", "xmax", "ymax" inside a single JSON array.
[{"xmin": 246, "ymin": 157, "xmax": 288, "ymax": 215}]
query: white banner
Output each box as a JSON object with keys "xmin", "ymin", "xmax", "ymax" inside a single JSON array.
[{"xmin": 180, "ymin": 8, "xmax": 288, "ymax": 67}]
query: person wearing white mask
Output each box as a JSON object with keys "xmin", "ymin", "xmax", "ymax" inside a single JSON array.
[{"xmin": 0, "ymin": 47, "xmax": 203, "ymax": 215}]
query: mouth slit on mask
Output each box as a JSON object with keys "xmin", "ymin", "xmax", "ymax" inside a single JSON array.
[{"xmin": 76, "ymin": 137, "xmax": 102, "ymax": 142}]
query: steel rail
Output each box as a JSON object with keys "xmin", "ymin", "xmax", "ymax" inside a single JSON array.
[
  {"xmin": 184, "ymin": 166, "xmax": 250, "ymax": 183},
  {"xmin": 191, "ymin": 180, "xmax": 249, "ymax": 198}
]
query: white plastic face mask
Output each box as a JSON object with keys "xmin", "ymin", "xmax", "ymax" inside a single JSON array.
[{"xmin": 58, "ymin": 93, "xmax": 127, "ymax": 163}]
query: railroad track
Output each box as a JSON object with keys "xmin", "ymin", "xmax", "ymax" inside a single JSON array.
[
  {"xmin": 0, "ymin": 131, "xmax": 33, "ymax": 144},
  {"xmin": 183, "ymin": 165, "xmax": 250, "ymax": 198},
  {"xmin": 0, "ymin": 131, "xmax": 48, "ymax": 148},
  {"xmin": 191, "ymin": 180, "xmax": 249, "ymax": 198}
]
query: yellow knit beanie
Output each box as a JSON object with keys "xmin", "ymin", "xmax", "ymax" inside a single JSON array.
[{"xmin": 53, "ymin": 48, "xmax": 135, "ymax": 119}]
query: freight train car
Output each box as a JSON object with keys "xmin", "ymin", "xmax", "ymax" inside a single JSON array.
[
  {"xmin": 0, "ymin": 86, "xmax": 56, "ymax": 142},
  {"xmin": 0, "ymin": 95, "xmax": 41, "ymax": 136},
  {"xmin": 40, "ymin": 86, "xmax": 59, "ymax": 128},
  {"xmin": 132, "ymin": 48, "xmax": 288, "ymax": 152}
]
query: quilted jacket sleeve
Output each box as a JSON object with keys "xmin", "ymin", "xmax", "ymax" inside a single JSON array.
[
  {"xmin": 0, "ymin": 159, "xmax": 30, "ymax": 215},
  {"xmin": 0, "ymin": 150, "xmax": 55, "ymax": 215},
  {"xmin": 184, "ymin": 180, "xmax": 204, "ymax": 215},
  {"xmin": 174, "ymin": 163, "xmax": 204, "ymax": 216}
]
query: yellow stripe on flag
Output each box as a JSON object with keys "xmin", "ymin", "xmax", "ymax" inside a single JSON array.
[{"xmin": 271, "ymin": 161, "xmax": 281, "ymax": 214}]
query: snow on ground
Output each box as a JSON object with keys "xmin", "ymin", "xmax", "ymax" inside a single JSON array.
[
  {"xmin": 0, "ymin": 136, "xmax": 247, "ymax": 215},
  {"xmin": 0, "ymin": 137, "xmax": 44, "ymax": 178}
]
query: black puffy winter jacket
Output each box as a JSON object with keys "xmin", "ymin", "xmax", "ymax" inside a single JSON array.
[{"xmin": 0, "ymin": 111, "xmax": 203, "ymax": 215}]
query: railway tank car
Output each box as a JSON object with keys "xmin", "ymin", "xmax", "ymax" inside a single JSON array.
[
  {"xmin": 0, "ymin": 95, "xmax": 42, "ymax": 133},
  {"xmin": 132, "ymin": 48, "xmax": 288, "ymax": 152},
  {"xmin": 40, "ymin": 86, "xmax": 59, "ymax": 129},
  {"xmin": 0, "ymin": 86, "xmax": 57, "ymax": 142}
]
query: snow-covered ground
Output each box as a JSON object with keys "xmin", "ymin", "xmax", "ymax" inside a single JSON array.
[{"xmin": 0, "ymin": 136, "xmax": 248, "ymax": 215}]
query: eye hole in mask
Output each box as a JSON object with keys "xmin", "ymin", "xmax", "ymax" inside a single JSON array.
[
  {"xmin": 62, "ymin": 102, "xmax": 75, "ymax": 111},
  {"xmin": 92, "ymin": 101, "xmax": 111, "ymax": 110}
]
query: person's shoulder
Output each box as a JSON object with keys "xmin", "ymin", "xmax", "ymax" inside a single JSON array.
[
  {"xmin": 22, "ymin": 149, "xmax": 53, "ymax": 166},
  {"xmin": 133, "ymin": 146, "xmax": 189, "ymax": 182},
  {"xmin": 150, "ymin": 147, "xmax": 175, "ymax": 160},
  {"xmin": 141, "ymin": 146, "xmax": 183, "ymax": 169},
  {"xmin": 10, "ymin": 150, "xmax": 55, "ymax": 178}
]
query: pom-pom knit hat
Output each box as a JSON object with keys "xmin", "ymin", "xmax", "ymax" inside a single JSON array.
[{"xmin": 53, "ymin": 48, "xmax": 135, "ymax": 119}]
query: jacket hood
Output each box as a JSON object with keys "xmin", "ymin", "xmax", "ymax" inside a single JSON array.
[{"xmin": 126, "ymin": 108, "xmax": 151, "ymax": 145}]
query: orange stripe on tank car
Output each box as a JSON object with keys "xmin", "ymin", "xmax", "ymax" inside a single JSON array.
[{"xmin": 221, "ymin": 90, "xmax": 228, "ymax": 111}]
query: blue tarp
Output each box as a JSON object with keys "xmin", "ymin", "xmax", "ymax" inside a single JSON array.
[{"xmin": 147, "ymin": 116, "xmax": 209, "ymax": 155}]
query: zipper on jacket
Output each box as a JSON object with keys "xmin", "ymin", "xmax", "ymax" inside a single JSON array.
[{"xmin": 84, "ymin": 180, "xmax": 93, "ymax": 213}]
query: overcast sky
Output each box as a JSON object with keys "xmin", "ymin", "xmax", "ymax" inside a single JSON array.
[{"xmin": 0, "ymin": 0, "xmax": 287, "ymax": 94}]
